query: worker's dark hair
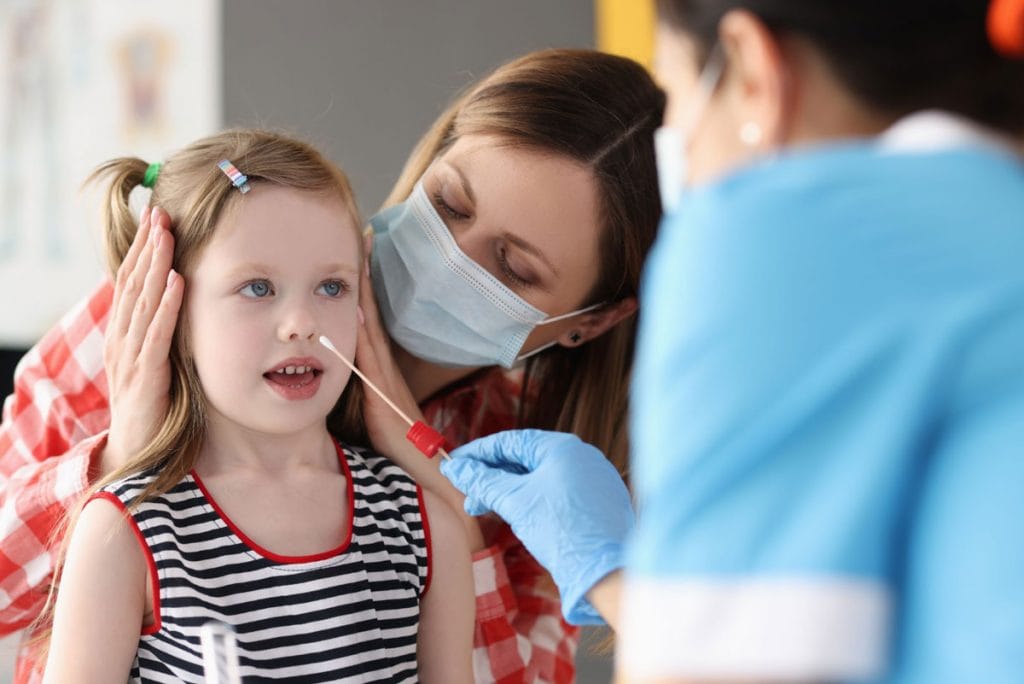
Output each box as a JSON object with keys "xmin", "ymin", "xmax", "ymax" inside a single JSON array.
[{"xmin": 657, "ymin": 0, "xmax": 1024, "ymax": 135}]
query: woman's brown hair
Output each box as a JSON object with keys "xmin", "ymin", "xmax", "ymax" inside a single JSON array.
[{"xmin": 385, "ymin": 48, "xmax": 667, "ymax": 477}]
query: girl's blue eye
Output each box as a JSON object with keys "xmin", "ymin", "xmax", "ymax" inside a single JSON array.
[
  {"xmin": 317, "ymin": 280, "xmax": 348, "ymax": 297},
  {"xmin": 240, "ymin": 280, "xmax": 273, "ymax": 298}
]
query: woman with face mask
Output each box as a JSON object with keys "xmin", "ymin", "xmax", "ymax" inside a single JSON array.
[
  {"xmin": 0, "ymin": 50, "xmax": 664, "ymax": 682},
  {"xmin": 443, "ymin": 1, "xmax": 1024, "ymax": 683}
]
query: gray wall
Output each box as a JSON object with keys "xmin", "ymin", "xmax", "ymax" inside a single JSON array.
[
  {"xmin": 224, "ymin": 0, "xmax": 594, "ymax": 212},
  {"xmin": 223, "ymin": 2, "xmax": 613, "ymax": 682}
]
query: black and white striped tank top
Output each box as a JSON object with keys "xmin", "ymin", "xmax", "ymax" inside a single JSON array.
[{"xmin": 96, "ymin": 441, "xmax": 430, "ymax": 683}]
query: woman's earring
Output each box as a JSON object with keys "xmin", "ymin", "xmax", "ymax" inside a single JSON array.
[
  {"xmin": 739, "ymin": 121, "xmax": 763, "ymax": 147},
  {"xmin": 568, "ymin": 331, "xmax": 582, "ymax": 344}
]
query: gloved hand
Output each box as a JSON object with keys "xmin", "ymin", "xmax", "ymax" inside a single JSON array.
[{"xmin": 441, "ymin": 429, "xmax": 634, "ymax": 625}]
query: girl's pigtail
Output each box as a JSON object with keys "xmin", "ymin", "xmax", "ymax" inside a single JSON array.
[{"xmin": 87, "ymin": 157, "xmax": 149, "ymax": 277}]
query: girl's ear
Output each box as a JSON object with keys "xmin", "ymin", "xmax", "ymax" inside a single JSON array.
[
  {"xmin": 718, "ymin": 9, "xmax": 793, "ymax": 150},
  {"xmin": 558, "ymin": 297, "xmax": 639, "ymax": 347}
]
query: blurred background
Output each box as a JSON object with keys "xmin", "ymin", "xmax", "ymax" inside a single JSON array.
[{"xmin": 0, "ymin": 0, "xmax": 655, "ymax": 681}]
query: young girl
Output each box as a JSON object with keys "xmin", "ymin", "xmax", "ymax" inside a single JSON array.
[{"xmin": 40, "ymin": 129, "xmax": 473, "ymax": 683}]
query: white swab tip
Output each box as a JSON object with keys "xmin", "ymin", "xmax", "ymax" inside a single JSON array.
[{"xmin": 318, "ymin": 335, "xmax": 337, "ymax": 353}]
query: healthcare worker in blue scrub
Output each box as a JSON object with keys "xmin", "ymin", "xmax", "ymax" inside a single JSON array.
[{"xmin": 442, "ymin": 0, "xmax": 1024, "ymax": 681}]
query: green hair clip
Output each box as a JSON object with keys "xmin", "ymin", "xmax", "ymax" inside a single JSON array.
[{"xmin": 142, "ymin": 162, "xmax": 162, "ymax": 189}]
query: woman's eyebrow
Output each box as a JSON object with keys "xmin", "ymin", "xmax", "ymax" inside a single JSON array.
[{"xmin": 449, "ymin": 163, "xmax": 477, "ymax": 205}]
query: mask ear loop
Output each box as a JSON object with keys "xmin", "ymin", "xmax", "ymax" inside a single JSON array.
[
  {"xmin": 537, "ymin": 300, "xmax": 606, "ymax": 325},
  {"xmin": 513, "ymin": 301, "xmax": 606, "ymax": 363},
  {"xmin": 515, "ymin": 339, "xmax": 560, "ymax": 364},
  {"xmin": 655, "ymin": 42, "xmax": 729, "ymax": 211},
  {"xmin": 679, "ymin": 42, "xmax": 727, "ymax": 143}
]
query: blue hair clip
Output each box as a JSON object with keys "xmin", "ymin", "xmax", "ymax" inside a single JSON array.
[{"xmin": 217, "ymin": 159, "xmax": 251, "ymax": 194}]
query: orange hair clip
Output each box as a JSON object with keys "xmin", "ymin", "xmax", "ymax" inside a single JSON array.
[{"xmin": 989, "ymin": 0, "xmax": 1024, "ymax": 58}]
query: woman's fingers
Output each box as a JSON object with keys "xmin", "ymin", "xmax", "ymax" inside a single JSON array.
[
  {"xmin": 358, "ymin": 246, "xmax": 392, "ymax": 355},
  {"xmin": 123, "ymin": 209, "xmax": 175, "ymax": 361},
  {"xmin": 110, "ymin": 206, "xmax": 155, "ymax": 343},
  {"xmin": 354, "ymin": 284, "xmax": 426, "ymax": 434},
  {"xmin": 102, "ymin": 208, "xmax": 179, "ymax": 475},
  {"xmin": 136, "ymin": 268, "xmax": 184, "ymax": 372},
  {"xmin": 149, "ymin": 206, "xmax": 172, "ymax": 234},
  {"xmin": 111, "ymin": 206, "xmax": 151, "ymax": 313},
  {"xmin": 353, "ymin": 309, "xmax": 381, "ymax": 379},
  {"xmin": 357, "ymin": 265, "xmax": 419, "ymax": 419}
]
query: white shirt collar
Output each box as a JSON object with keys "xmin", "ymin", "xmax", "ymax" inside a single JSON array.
[{"xmin": 879, "ymin": 110, "xmax": 1018, "ymax": 155}]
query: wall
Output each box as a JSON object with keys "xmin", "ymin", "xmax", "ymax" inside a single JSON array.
[{"xmin": 223, "ymin": 0, "xmax": 595, "ymax": 213}]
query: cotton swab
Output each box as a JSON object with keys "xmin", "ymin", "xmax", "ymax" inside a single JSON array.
[{"xmin": 319, "ymin": 335, "xmax": 451, "ymax": 461}]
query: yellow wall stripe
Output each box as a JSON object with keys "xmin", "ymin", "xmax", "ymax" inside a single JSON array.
[{"xmin": 595, "ymin": 0, "xmax": 656, "ymax": 71}]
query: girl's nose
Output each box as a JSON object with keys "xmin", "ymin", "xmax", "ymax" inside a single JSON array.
[{"xmin": 278, "ymin": 303, "xmax": 317, "ymax": 342}]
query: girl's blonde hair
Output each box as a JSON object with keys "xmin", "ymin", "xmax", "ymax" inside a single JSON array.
[
  {"xmin": 386, "ymin": 49, "xmax": 666, "ymax": 476},
  {"xmin": 33, "ymin": 129, "xmax": 363, "ymax": 657}
]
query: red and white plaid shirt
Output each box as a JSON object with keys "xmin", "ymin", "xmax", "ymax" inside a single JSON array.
[{"xmin": 0, "ymin": 281, "xmax": 578, "ymax": 683}]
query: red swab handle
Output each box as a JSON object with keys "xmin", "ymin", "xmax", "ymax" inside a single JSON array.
[{"xmin": 406, "ymin": 421, "xmax": 445, "ymax": 459}]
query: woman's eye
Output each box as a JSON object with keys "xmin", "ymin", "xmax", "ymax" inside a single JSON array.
[
  {"xmin": 432, "ymin": 192, "xmax": 470, "ymax": 221},
  {"xmin": 497, "ymin": 246, "xmax": 531, "ymax": 287},
  {"xmin": 240, "ymin": 280, "xmax": 273, "ymax": 298},
  {"xmin": 317, "ymin": 279, "xmax": 349, "ymax": 297}
]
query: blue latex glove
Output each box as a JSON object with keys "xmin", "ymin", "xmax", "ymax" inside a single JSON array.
[{"xmin": 441, "ymin": 429, "xmax": 634, "ymax": 625}]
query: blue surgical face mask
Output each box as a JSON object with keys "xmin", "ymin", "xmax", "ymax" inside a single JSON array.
[
  {"xmin": 369, "ymin": 181, "xmax": 602, "ymax": 369},
  {"xmin": 654, "ymin": 44, "xmax": 726, "ymax": 213}
]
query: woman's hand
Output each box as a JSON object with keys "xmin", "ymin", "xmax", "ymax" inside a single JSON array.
[
  {"xmin": 355, "ymin": 237, "xmax": 485, "ymax": 550},
  {"xmin": 100, "ymin": 207, "xmax": 184, "ymax": 477}
]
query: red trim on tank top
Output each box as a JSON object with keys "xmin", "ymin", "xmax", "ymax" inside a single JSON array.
[
  {"xmin": 88, "ymin": 492, "xmax": 162, "ymax": 635},
  {"xmin": 417, "ymin": 485, "xmax": 433, "ymax": 596},
  {"xmin": 189, "ymin": 440, "xmax": 355, "ymax": 564}
]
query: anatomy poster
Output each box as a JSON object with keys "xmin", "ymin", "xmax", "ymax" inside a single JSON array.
[{"xmin": 0, "ymin": 0, "xmax": 220, "ymax": 346}]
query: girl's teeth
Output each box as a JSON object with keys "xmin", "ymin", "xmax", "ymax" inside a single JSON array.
[{"xmin": 276, "ymin": 365, "xmax": 310, "ymax": 375}]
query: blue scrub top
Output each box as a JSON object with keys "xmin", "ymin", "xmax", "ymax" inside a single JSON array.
[{"xmin": 622, "ymin": 120, "xmax": 1024, "ymax": 682}]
